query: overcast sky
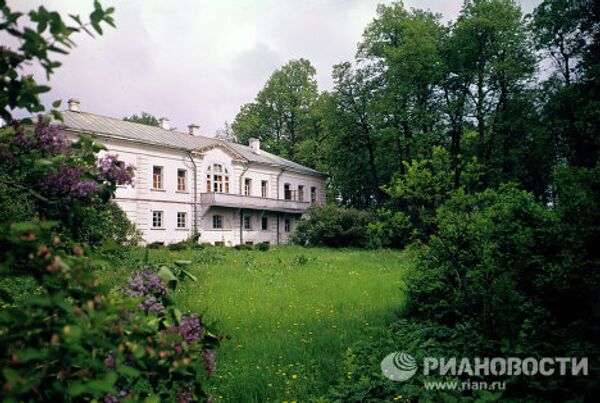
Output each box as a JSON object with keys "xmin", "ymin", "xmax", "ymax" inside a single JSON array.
[{"xmin": 8, "ymin": 0, "xmax": 541, "ymax": 136}]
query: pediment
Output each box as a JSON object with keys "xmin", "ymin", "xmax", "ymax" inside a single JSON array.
[{"xmin": 192, "ymin": 142, "xmax": 247, "ymax": 163}]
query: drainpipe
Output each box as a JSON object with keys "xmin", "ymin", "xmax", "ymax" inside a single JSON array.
[
  {"xmin": 276, "ymin": 168, "xmax": 286, "ymax": 245},
  {"xmin": 240, "ymin": 208, "xmax": 243, "ymax": 245},
  {"xmin": 239, "ymin": 163, "xmax": 249, "ymax": 195},
  {"xmin": 276, "ymin": 213, "xmax": 280, "ymax": 245},
  {"xmin": 276, "ymin": 167, "xmax": 286, "ymax": 199},
  {"xmin": 188, "ymin": 152, "xmax": 198, "ymax": 238}
]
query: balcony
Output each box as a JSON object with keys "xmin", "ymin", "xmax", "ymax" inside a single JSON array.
[{"xmin": 200, "ymin": 192, "xmax": 310, "ymax": 214}]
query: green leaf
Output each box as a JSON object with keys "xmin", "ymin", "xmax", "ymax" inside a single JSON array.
[
  {"xmin": 52, "ymin": 99, "xmax": 62, "ymax": 108},
  {"xmin": 157, "ymin": 266, "xmax": 178, "ymax": 289},
  {"xmin": 116, "ymin": 365, "xmax": 140, "ymax": 378}
]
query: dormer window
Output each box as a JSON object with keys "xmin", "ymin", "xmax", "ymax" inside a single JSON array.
[{"xmin": 206, "ymin": 164, "xmax": 230, "ymax": 193}]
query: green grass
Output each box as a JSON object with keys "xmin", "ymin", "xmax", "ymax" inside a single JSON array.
[{"xmin": 98, "ymin": 246, "xmax": 413, "ymax": 401}]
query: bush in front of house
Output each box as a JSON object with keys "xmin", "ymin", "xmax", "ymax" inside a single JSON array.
[
  {"xmin": 292, "ymin": 205, "xmax": 375, "ymax": 248},
  {"xmin": 0, "ymin": 118, "xmax": 138, "ymax": 246},
  {"xmin": 255, "ymin": 242, "xmax": 270, "ymax": 251},
  {"xmin": 0, "ymin": 221, "xmax": 218, "ymax": 402},
  {"xmin": 328, "ymin": 175, "xmax": 600, "ymax": 401}
]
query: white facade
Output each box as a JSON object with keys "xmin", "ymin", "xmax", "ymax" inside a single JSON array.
[{"xmin": 60, "ymin": 103, "xmax": 327, "ymax": 246}]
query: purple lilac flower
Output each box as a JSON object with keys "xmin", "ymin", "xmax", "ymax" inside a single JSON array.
[
  {"xmin": 124, "ymin": 269, "xmax": 168, "ymax": 297},
  {"xmin": 201, "ymin": 349, "xmax": 217, "ymax": 378},
  {"xmin": 71, "ymin": 180, "xmax": 101, "ymax": 197},
  {"xmin": 138, "ymin": 295, "xmax": 165, "ymax": 314},
  {"xmin": 104, "ymin": 395, "xmax": 119, "ymax": 403},
  {"xmin": 34, "ymin": 116, "xmax": 68, "ymax": 155},
  {"xmin": 44, "ymin": 165, "xmax": 83, "ymax": 195},
  {"xmin": 169, "ymin": 314, "xmax": 204, "ymax": 344},
  {"xmin": 104, "ymin": 351, "xmax": 116, "ymax": 369},
  {"xmin": 13, "ymin": 124, "xmax": 35, "ymax": 152},
  {"xmin": 123, "ymin": 270, "xmax": 168, "ymax": 314},
  {"xmin": 97, "ymin": 154, "xmax": 135, "ymax": 186}
]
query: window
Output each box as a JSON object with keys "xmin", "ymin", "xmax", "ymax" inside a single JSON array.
[
  {"xmin": 243, "ymin": 215, "xmax": 251, "ymax": 230},
  {"xmin": 177, "ymin": 212, "xmax": 187, "ymax": 228},
  {"xmin": 261, "ymin": 216, "xmax": 268, "ymax": 230},
  {"xmin": 261, "ymin": 180, "xmax": 268, "ymax": 198},
  {"xmin": 244, "ymin": 178, "xmax": 252, "ymax": 196},
  {"xmin": 245, "ymin": 241, "xmax": 254, "ymax": 246},
  {"xmin": 212, "ymin": 215, "xmax": 223, "ymax": 229},
  {"xmin": 298, "ymin": 185, "xmax": 304, "ymax": 201},
  {"xmin": 284, "ymin": 183, "xmax": 291, "ymax": 200},
  {"xmin": 284, "ymin": 218, "xmax": 291, "ymax": 232},
  {"xmin": 152, "ymin": 211, "xmax": 163, "ymax": 228},
  {"xmin": 311, "ymin": 187, "xmax": 317, "ymax": 203},
  {"xmin": 177, "ymin": 169, "xmax": 187, "ymax": 191},
  {"xmin": 152, "ymin": 166, "xmax": 163, "ymax": 189},
  {"xmin": 206, "ymin": 164, "xmax": 229, "ymax": 193}
]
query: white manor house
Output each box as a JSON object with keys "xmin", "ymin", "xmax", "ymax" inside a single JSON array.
[{"xmin": 59, "ymin": 99, "xmax": 327, "ymax": 246}]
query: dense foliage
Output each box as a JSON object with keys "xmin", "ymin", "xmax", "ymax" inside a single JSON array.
[
  {"xmin": 0, "ymin": 117, "xmax": 138, "ymax": 245},
  {"xmin": 0, "ymin": 2, "xmax": 220, "ymax": 401},
  {"xmin": 292, "ymin": 205, "xmax": 374, "ymax": 248},
  {"xmin": 275, "ymin": 0, "xmax": 600, "ymax": 400}
]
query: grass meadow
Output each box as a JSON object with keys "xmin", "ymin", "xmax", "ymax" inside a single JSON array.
[{"xmin": 98, "ymin": 246, "xmax": 413, "ymax": 401}]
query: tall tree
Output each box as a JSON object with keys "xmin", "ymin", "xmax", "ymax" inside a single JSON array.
[
  {"xmin": 232, "ymin": 58, "xmax": 319, "ymax": 159},
  {"xmin": 328, "ymin": 63, "xmax": 384, "ymax": 207},
  {"xmin": 358, "ymin": 4, "xmax": 446, "ymax": 174}
]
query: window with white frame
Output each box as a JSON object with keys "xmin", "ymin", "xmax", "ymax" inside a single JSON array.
[
  {"xmin": 152, "ymin": 166, "xmax": 163, "ymax": 189},
  {"xmin": 311, "ymin": 186, "xmax": 317, "ymax": 203},
  {"xmin": 243, "ymin": 215, "xmax": 251, "ymax": 229},
  {"xmin": 298, "ymin": 185, "xmax": 304, "ymax": 201},
  {"xmin": 284, "ymin": 218, "xmax": 291, "ymax": 232},
  {"xmin": 244, "ymin": 178, "xmax": 252, "ymax": 196},
  {"xmin": 206, "ymin": 164, "xmax": 229, "ymax": 193},
  {"xmin": 177, "ymin": 212, "xmax": 187, "ymax": 228},
  {"xmin": 261, "ymin": 180, "xmax": 268, "ymax": 198},
  {"xmin": 212, "ymin": 215, "xmax": 223, "ymax": 229},
  {"xmin": 177, "ymin": 169, "xmax": 187, "ymax": 191},
  {"xmin": 152, "ymin": 211, "xmax": 163, "ymax": 228}
]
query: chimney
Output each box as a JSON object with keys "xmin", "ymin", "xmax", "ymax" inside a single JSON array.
[
  {"xmin": 67, "ymin": 98, "xmax": 80, "ymax": 112},
  {"xmin": 249, "ymin": 138, "xmax": 261, "ymax": 154},
  {"xmin": 188, "ymin": 123, "xmax": 200, "ymax": 136},
  {"xmin": 159, "ymin": 117, "xmax": 170, "ymax": 130}
]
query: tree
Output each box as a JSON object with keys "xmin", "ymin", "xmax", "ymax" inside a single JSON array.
[
  {"xmin": 232, "ymin": 58, "xmax": 319, "ymax": 158},
  {"xmin": 215, "ymin": 121, "xmax": 236, "ymax": 142},
  {"xmin": 358, "ymin": 3, "xmax": 446, "ymax": 172},
  {"xmin": 532, "ymin": 0, "xmax": 587, "ymax": 86},
  {"xmin": 328, "ymin": 62, "xmax": 385, "ymax": 207},
  {"xmin": 123, "ymin": 111, "xmax": 159, "ymax": 127},
  {"xmin": 0, "ymin": 0, "xmax": 115, "ymax": 122}
]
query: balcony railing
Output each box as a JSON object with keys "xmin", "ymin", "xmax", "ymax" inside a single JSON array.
[{"xmin": 200, "ymin": 192, "xmax": 310, "ymax": 213}]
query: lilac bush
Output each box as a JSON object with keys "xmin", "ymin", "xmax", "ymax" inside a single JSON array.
[
  {"xmin": 169, "ymin": 314, "xmax": 205, "ymax": 343},
  {"xmin": 97, "ymin": 154, "xmax": 135, "ymax": 187},
  {"xmin": 123, "ymin": 269, "xmax": 168, "ymax": 314}
]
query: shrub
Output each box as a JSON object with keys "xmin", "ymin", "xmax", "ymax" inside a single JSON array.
[
  {"xmin": 292, "ymin": 205, "xmax": 374, "ymax": 248},
  {"xmin": 0, "ymin": 221, "xmax": 218, "ymax": 402},
  {"xmin": 147, "ymin": 242, "xmax": 163, "ymax": 249},
  {"xmin": 168, "ymin": 241, "xmax": 188, "ymax": 251},
  {"xmin": 379, "ymin": 147, "xmax": 482, "ymax": 244},
  {"xmin": 402, "ymin": 181, "xmax": 599, "ymax": 400},
  {"xmin": 233, "ymin": 244, "xmax": 253, "ymax": 251},
  {"xmin": 0, "ymin": 119, "xmax": 138, "ymax": 246},
  {"xmin": 255, "ymin": 242, "xmax": 270, "ymax": 251}
]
